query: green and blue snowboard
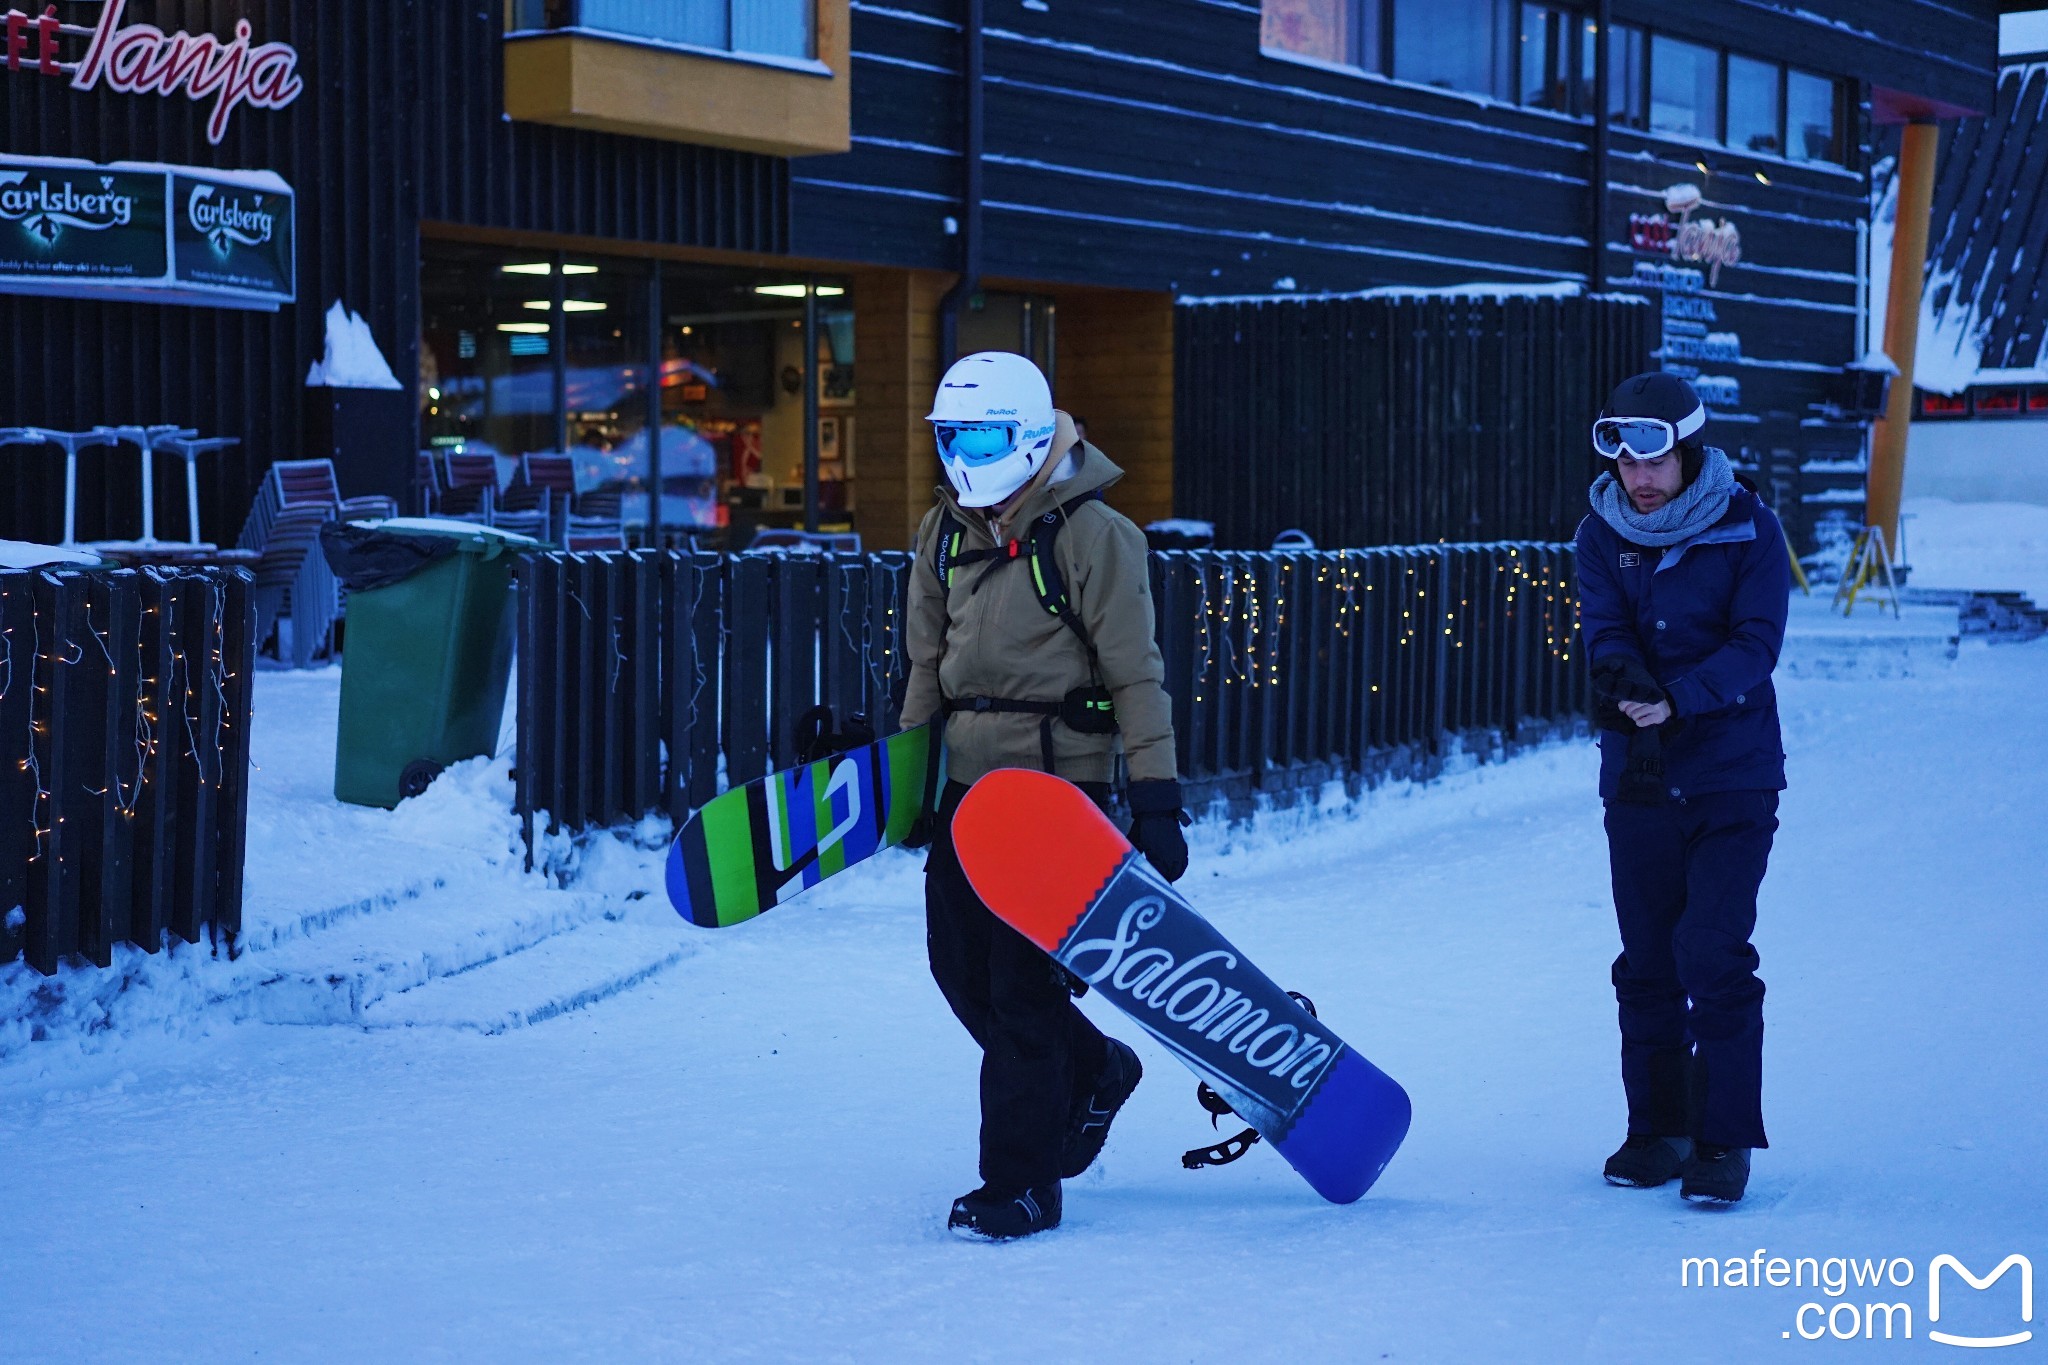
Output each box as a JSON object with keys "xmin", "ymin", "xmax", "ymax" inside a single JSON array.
[{"xmin": 664, "ymin": 725, "xmax": 936, "ymax": 928}]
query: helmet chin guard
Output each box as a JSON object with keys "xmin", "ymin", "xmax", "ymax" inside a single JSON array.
[{"xmin": 928, "ymin": 352, "xmax": 1059, "ymax": 507}]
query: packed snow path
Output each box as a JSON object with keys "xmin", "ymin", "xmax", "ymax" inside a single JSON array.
[{"xmin": 3, "ymin": 639, "xmax": 2044, "ymax": 1359}]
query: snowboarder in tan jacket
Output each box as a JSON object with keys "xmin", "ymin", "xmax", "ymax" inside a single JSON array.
[{"xmin": 899, "ymin": 350, "xmax": 1188, "ymax": 1241}]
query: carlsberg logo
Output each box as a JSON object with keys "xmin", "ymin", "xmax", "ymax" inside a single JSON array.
[
  {"xmin": 1058, "ymin": 857, "xmax": 1341, "ymax": 1128},
  {"xmin": 0, "ymin": 172, "xmax": 134, "ymax": 240},
  {"xmin": 187, "ymin": 185, "xmax": 273, "ymax": 253}
]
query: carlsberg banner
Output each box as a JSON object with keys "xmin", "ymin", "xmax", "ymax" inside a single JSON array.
[
  {"xmin": 0, "ymin": 154, "xmax": 294, "ymax": 310},
  {"xmin": 172, "ymin": 172, "xmax": 294, "ymax": 299}
]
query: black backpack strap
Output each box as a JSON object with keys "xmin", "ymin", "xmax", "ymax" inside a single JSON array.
[
  {"xmin": 1026, "ymin": 489, "xmax": 1105, "ymax": 666},
  {"xmin": 932, "ymin": 509, "xmax": 966, "ymax": 591}
]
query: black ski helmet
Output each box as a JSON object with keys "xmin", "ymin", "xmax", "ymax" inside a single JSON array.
[{"xmin": 1599, "ymin": 371, "xmax": 1709, "ymax": 482}]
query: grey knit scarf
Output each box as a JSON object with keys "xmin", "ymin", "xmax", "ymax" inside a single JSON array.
[{"xmin": 1588, "ymin": 445, "xmax": 1735, "ymax": 547}]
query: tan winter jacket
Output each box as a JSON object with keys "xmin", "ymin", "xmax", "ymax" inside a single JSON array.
[{"xmin": 898, "ymin": 427, "xmax": 1178, "ymax": 788}]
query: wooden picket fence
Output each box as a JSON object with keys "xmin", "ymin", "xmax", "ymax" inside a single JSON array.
[
  {"xmin": 514, "ymin": 543, "xmax": 1585, "ymax": 841},
  {"xmin": 0, "ymin": 565, "xmax": 257, "ymax": 974}
]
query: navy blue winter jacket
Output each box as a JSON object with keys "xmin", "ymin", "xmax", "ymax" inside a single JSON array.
[{"xmin": 1574, "ymin": 485, "xmax": 1791, "ymax": 800}]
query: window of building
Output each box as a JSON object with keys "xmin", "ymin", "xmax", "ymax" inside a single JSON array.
[
  {"xmin": 1258, "ymin": 1, "xmax": 1847, "ymax": 167},
  {"xmin": 1785, "ymin": 67, "xmax": 1842, "ymax": 164},
  {"xmin": 515, "ymin": 0, "xmax": 814, "ymax": 63},
  {"xmin": 1518, "ymin": 4, "xmax": 1577, "ymax": 113},
  {"xmin": 420, "ymin": 243, "xmax": 857, "ymax": 543},
  {"xmin": 1261, "ymin": 0, "xmax": 1364, "ymax": 67},
  {"xmin": 1607, "ymin": 22, "xmax": 1647, "ymax": 128},
  {"xmin": 1649, "ymin": 34, "xmax": 1720, "ymax": 141},
  {"xmin": 1394, "ymin": 0, "xmax": 1513, "ymax": 98},
  {"xmin": 1917, "ymin": 391, "xmax": 1967, "ymax": 418},
  {"xmin": 1725, "ymin": 55, "xmax": 1782, "ymax": 154}
]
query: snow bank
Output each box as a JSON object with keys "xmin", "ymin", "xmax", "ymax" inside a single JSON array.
[
  {"xmin": 1903, "ymin": 497, "xmax": 2048, "ymax": 604},
  {"xmin": 0, "ymin": 540, "xmax": 102, "ymax": 568},
  {"xmin": 304, "ymin": 300, "xmax": 403, "ymax": 390}
]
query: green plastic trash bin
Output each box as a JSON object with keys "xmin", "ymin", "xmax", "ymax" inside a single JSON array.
[{"xmin": 327, "ymin": 517, "xmax": 540, "ymax": 808}]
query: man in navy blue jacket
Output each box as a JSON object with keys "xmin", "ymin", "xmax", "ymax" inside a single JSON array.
[{"xmin": 1574, "ymin": 372, "xmax": 1790, "ymax": 1205}]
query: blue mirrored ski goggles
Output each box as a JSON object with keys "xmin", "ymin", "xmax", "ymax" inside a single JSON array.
[
  {"xmin": 1592, "ymin": 416, "xmax": 1678, "ymax": 460},
  {"xmin": 933, "ymin": 421, "xmax": 1017, "ymax": 467}
]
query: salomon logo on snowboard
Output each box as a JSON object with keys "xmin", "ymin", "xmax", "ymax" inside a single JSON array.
[{"xmin": 1059, "ymin": 854, "xmax": 1342, "ymax": 1139}]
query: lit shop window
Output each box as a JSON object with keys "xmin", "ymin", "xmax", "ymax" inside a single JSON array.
[{"xmin": 514, "ymin": 0, "xmax": 814, "ymax": 63}]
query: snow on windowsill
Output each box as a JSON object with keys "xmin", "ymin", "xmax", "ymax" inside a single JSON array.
[{"xmin": 1179, "ymin": 281, "xmax": 1601, "ymax": 306}]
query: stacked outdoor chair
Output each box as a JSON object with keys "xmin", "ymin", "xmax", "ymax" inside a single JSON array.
[
  {"xmin": 500, "ymin": 451, "xmax": 626, "ymax": 549},
  {"xmin": 438, "ymin": 451, "xmax": 500, "ymax": 522},
  {"xmin": 415, "ymin": 451, "xmax": 443, "ymax": 515},
  {"xmin": 564, "ymin": 484, "xmax": 627, "ymax": 552},
  {"xmin": 293, "ymin": 493, "xmax": 402, "ymax": 665},
  {"xmin": 500, "ymin": 451, "xmax": 575, "ymax": 543},
  {"xmin": 236, "ymin": 458, "xmax": 344, "ymax": 667}
]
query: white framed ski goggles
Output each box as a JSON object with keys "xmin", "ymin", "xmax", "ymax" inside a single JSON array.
[
  {"xmin": 1592, "ymin": 404, "xmax": 1705, "ymax": 460},
  {"xmin": 932, "ymin": 421, "xmax": 1017, "ymax": 467}
]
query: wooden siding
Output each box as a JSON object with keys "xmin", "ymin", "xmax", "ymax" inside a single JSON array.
[
  {"xmin": 501, "ymin": 0, "xmax": 852, "ymax": 157},
  {"xmin": 789, "ymin": 0, "xmax": 1941, "ymax": 469},
  {"xmin": 850, "ymin": 268, "xmax": 950, "ymax": 550},
  {"xmin": 1048, "ymin": 286, "xmax": 1176, "ymax": 530}
]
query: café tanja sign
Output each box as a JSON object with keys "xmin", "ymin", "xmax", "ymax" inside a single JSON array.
[{"xmin": 4, "ymin": 0, "xmax": 303, "ymax": 144}]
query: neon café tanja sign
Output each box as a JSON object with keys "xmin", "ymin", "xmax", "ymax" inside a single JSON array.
[{"xmin": 4, "ymin": 0, "xmax": 303, "ymax": 144}]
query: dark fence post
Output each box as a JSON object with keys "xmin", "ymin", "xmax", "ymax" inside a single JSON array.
[{"xmin": 0, "ymin": 575, "xmax": 32, "ymax": 966}]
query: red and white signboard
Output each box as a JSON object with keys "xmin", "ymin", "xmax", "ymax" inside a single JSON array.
[{"xmin": 3, "ymin": 0, "xmax": 302, "ymax": 144}]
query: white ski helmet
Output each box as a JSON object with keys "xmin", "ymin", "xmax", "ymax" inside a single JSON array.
[{"xmin": 927, "ymin": 351, "xmax": 1059, "ymax": 508}]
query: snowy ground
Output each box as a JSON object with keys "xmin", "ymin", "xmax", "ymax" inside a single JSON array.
[
  {"xmin": 1902, "ymin": 497, "xmax": 2048, "ymax": 607},
  {"xmin": 3, "ymin": 516, "xmax": 2045, "ymax": 1362}
]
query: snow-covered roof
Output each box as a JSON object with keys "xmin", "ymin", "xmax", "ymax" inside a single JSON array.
[{"xmin": 1886, "ymin": 59, "xmax": 2048, "ymax": 392}]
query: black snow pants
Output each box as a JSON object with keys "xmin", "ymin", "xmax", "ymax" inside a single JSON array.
[
  {"xmin": 926, "ymin": 779, "xmax": 1112, "ymax": 1192},
  {"xmin": 1605, "ymin": 789, "xmax": 1778, "ymax": 1150}
]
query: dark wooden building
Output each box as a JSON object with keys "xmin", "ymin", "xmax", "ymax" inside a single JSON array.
[{"xmin": 0, "ymin": 0, "xmax": 2003, "ymax": 553}]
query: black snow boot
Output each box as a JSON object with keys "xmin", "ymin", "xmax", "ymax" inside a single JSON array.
[
  {"xmin": 948, "ymin": 1183, "xmax": 1062, "ymax": 1241},
  {"xmin": 1680, "ymin": 1144, "xmax": 1751, "ymax": 1204},
  {"xmin": 1062, "ymin": 1038, "xmax": 1143, "ymax": 1178},
  {"xmin": 1603, "ymin": 1134, "xmax": 1693, "ymax": 1187}
]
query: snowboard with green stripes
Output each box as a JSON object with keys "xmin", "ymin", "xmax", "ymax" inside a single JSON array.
[{"xmin": 664, "ymin": 725, "xmax": 936, "ymax": 928}]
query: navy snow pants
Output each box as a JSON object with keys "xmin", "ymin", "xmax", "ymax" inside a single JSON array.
[
  {"xmin": 926, "ymin": 779, "xmax": 1111, "ymax": 1191},
  {"xmin": 1604, "ymin": 789, "xmax": 1778, "ymax": 1150}
]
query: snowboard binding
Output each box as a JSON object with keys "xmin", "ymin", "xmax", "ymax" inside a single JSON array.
[
  {"xmin": 793, "ymin": 705, "xmax": 877, "ymax": 765},
  {"xmin": 1181, "ymin": 991, "xmax": 1317, "ymax": 1171}
]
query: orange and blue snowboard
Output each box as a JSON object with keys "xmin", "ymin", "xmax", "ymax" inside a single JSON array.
[{"xmin": 952, "ymin": 768, "xmax": 1412, "ymax": 1204}]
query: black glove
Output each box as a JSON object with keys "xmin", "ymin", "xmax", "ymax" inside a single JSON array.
[
  {"xmin": 1589, "ymin": 656, "xmax": 1672, "ymax": 733},
  {"xmin": 901, "ymin": 814, "xmax": 935, "ymax": 851},
  {"xmin": 1591, "ymin": 657, "xmax": 1680, "ymax": 805},
  {"xmin": 1126, "ymin": 780, "xmax": 1191, "ymax": 883}
]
